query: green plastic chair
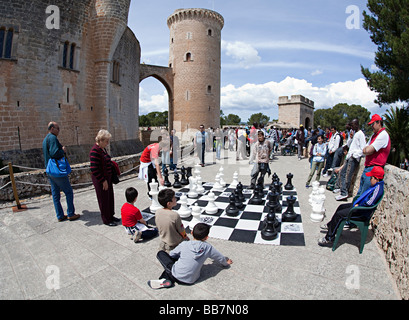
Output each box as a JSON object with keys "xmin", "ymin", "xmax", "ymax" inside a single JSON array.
[{"xmin": 332, "ymin": 194, "xmax": 384, "ymax": 254}]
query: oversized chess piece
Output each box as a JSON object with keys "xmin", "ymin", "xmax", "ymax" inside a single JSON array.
[
  {"xmin": 212, "ymin": 173, "xmax": 224, "ymax": 192},
  {"xmin": 149, "ymin": 180, "xmax": 163, "ymax": 213},
  {"xmin": 310, "ymin": 186, "xmax": 326, "ymax": 223},
  {"xmin": 261, "ymin": 211, "xmax": 279, "ymax": 241},
  {"xmin": 282, "ymin": 195, "xmax": 297, "ymax": 222},
  {"xmin": 178, "ymin": 194, "xmax": 192, "ymax": 218},
  {"xmin": 218, "ymin": 167, "xmax": 226, "ymax": 187},
  {"xmin": 173, "ymin": 172, "xmax": 182, "ymax": 189},
  {"xmin": 187, "ymin": 176, "xmax": 198, "ymax": 198},
  {"xmin": 268, "ymin": 205, "xmax": 280, "ymax": 229},
  {"xmin": 236, "ymin": 182, "xmax": 245, "ymax": 202},
  {"xmin": 196, "ymin": 176, "xmax": 205, "ymax": 194},
  {"xmin": 205, "ymin": 191, "xmax": 219, "ymax": 215},
  {"xmin": 186, "ymin": 167, "xmax": 192, "ymax": 179},
  {"xmin": 180, "ymin": 166, "xmax": 189, "ymax": 185},
  {"xmin": 194, "ymin": 164, "xmax": 201, "ymax": 178},
  {"xmin": 230, "ymin": 171, "xmax": 239, "ymax": 188},
  {"xmin": 266, "ymin": 191, "xmax": 282, "ymax": 213},
  {"xmin": 234, "ymin": 190, "xmax": 245, "ymax": 210},
  {"xmin": 163, "ymin": 167, "xmax": 172, "ymax": 187},
  {"xmin": 189, "ymin": 204, "xmax": 202, "ymax": 230},
  {"xmin": 226, "ymin": 194, "xmax": 240, "ymax": 217},
  {"xmin": 249, "ymin": 183, "xmax": 264, "ymax": 205},
  {"xmin": 285, "ymin": 173, "xmax": 294, "ymax": 190}
]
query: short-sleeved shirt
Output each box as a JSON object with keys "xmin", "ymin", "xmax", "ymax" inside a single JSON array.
[
  {"xmin": 140, "ymin": 143, "xmax": 160, "ymax": 163},
  {"xmin": 155, "ymin": 208, "xmax": 186, "ymax": 250},
  {"xmin": 121, "ymin": 203, "xmax": 143, "ymax": 227}
]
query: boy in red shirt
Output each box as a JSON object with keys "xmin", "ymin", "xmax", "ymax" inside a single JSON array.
[{"xmin": 121, "ymin": 187, "xmax": 158, "ymax": 242}]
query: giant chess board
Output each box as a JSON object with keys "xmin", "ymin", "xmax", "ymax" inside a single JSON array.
[{"xmin": 142, "ymin": 182, "xmax": 305, "ymax": 246}]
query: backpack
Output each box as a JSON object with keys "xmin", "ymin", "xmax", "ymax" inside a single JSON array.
[
  {"xmin": 337, "ymin": 132, "xmax": 344, "ymax": 148},
  {"xmin": 326, "ymin": 172, "xmax": 338, "ymax": 191}
]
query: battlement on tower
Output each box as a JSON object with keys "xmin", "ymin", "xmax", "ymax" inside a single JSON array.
[
  {"xmin": 278, "ymin": 95, "xmax": 315, "ymax": 108},
  {"xmin": 167, "ymin": 8, "xmax": 224, "ymax": 29}
]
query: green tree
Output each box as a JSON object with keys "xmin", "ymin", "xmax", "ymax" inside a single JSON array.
[
  {"xmin": 314, "ymin": 103, "xmax": 371, "ymax": 132},
  {"xmin": 225, "ymin": 113, "xmax": 241, "ymax": 125},
  {"xmin": 361, "ymin": 0, "xmax": 409, "ymax": 105},
  {"xmin": 247, "ymin": 113, "xmax": 270, "ymax": 126},
  {"xmin": 384, "ymin": 106, "xmax": 409, "ymax": 166},
  {"xmin": 139, "ymin": 111, "xmax": 168, "ymax": 127}
]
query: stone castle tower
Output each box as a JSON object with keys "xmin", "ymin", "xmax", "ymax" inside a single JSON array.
[
  {"xmin": 278, "ymin": 95, "xmax": 315, "ymax": 129},
  {"xmin": 167, "ymin": 8, "xmax": 224, "ymax": 132},
  {"xmin": 0, "ymin": 0, "xmax": 142, "ymax": 167}
]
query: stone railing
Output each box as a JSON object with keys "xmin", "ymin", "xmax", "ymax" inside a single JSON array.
[
  {"xmin": 0, "ymin": 154, "xmax": 141, "ymax": 202},
  {"xmin": 354, "ymin": 162, "xmax": 409, "ymax": 300}
]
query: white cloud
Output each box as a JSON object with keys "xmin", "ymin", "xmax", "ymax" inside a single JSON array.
[
  {"xmin": 222, "ymin": 40, "xmax": 261, "ymax": 68},
  {"xmin": 311, "ymin": 69, "xmax": 323, "ymax": 76},
  {"xmin": 221, "ymin": 77, "xmax": 379, "ymax": 116},
  {"xmin": 139, "ymin": 87, "xmax": 168, "ymax": 115}
]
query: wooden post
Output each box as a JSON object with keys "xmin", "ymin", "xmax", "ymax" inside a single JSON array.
[{"xmin": 8, "ymin": 162, "xmax": 27, "ymax": 212}]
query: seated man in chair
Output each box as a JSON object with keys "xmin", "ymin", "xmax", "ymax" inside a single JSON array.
[{"xmin": 318, "ymin": 166, "xmax": 384, "ymax": 247}]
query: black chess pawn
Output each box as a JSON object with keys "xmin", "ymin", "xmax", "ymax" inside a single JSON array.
[
  {"xmin": 186, "ymin": 167, "xmax": 192, "ymax": 179},
  {"xmin": 261, "ymin": 211, "xmax": 279, "ymax": 241},
  {"xmin": 226, "ymin": 194, "xmax": 240, "ymax": 217},
  {"xmin": 173, "ymin": 172, "xmax": 182, "ymax": 189},
  {"xmin": 274, "ymin": 181, "xmax": 283, "ymax": 195},
  {"xmin": 234, "ymin": 190, "xmax": 245, "ymax": 210},
  {"xmin": 249, "ymin": 183, "xmax": 264, "ymax": 205},
  {"xmin": 268, "ymin": 205, "xmax": 280, "ymax": 229},
  {"xmin": 180, "ymin": 166, "xmax": 188, "ymax": 185},
  {"xmin": 163, "ymin": 167, "xmax": 172, "ymax": 187},
  {"xmin": 282, "ymin": 195, "xmax": 297, "ymax": 222},
  {"xmin": 266, "ymin": 191, "xmax": 282, "ymax": 213},
  {"xmin": 285, "ymin": 173, "xmax": 294, "ymax": 190},
  {"xmin": 236, "ymin": 182, "xmax": 245, "ymax": 202},
  {"xmin": 272, "ymin": 172, "xmax": 279, "ymax": 183}
]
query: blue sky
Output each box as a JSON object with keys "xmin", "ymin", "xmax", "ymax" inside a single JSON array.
[{"xmin": 128, "ymin": 0, "xmax": 388, "ymax": 123}]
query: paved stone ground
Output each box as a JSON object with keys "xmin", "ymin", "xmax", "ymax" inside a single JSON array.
[{"xmin": 0, "ymin": 149, "xmax": 401, "ymax": 300}]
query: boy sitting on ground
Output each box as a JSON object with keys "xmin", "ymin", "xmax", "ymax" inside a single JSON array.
[
  {"xmin": 121, "ymin": 187, "xmax": 158, "ymax": 242},
  {"xmin": 148, "ymin": 223, "xmax": 233, "ymax": 289}
]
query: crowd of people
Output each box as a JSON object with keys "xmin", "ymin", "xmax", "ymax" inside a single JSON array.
[{"xmin": 41, "ymin": 114, "xmax": 391, "ymax": 288}]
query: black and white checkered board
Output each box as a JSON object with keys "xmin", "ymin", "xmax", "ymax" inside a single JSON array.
[{"xmin": 142, "ymin": 183, "xmax": 305, "ymax": 246}]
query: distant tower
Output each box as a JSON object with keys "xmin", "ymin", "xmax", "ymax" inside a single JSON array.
[
  {"xmin": 167, "ymin": 8, "xmax": 224, "ymax": 132},
  {"xmin": 278, "ymin": 95, "xmax": 315, "ymax": 129}
]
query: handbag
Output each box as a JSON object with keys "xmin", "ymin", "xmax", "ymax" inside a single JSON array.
[
  {"xmin": 111, "ymin": 160, "xmax": 120, "ymax": 184},
  {"xmin": 46, "ymin": 156, "xmax": 72, "ymax": 177}
]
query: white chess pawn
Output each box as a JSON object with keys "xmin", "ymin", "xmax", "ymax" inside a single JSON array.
[
  {"xmin": 149, "ymin": 180, "xmax": 163, "ymax": 213},
  {"xmin": 218, "ymin": 167, "xmax": 226, "ymax": 187},
  {"xmin": 310, "ymin": 186, "xmax": 326, "ymax": 223},
  {"xmin": 230, "ymin": 171, "xmax": 239, "ymax": 188},
  {"xmin": 212, "ymin": 173, "xmax": 223, "ymax": 192},
  {"xmin": 205, "ymin": 192, "xmax": 219, "ymax": 215},
  {"xmin": 178, "ymin": 195, "xmax": 191, "ymax": 218},
  {"xmin": 189, "ymin": 204, "xmax": 202, "ymax": 230},
  {"xmin": 187, "ymin": 176, "xmax": 198, "ymax": 198},
  {"xmin": 194, "ymin": 164, "xmax": 201, "ymax": 178},
  {"xmin": 196, "ymin": 176, "xmax": 205, "ymax": 194}
]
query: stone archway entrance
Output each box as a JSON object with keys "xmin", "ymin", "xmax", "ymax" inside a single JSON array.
[{"xmin": 139, "ymin": 64, "xmax": 174, "ymax": 130}]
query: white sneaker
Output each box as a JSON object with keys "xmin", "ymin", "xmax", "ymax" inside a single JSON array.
[
  {"xmin": 333, "ymin": 188, "xmax": 340, "ymax": 194},
  {"xmin": 133, "ymin": 230, "xmax": 142, "ymax": 243},
  {"xmin": 147, "ymin": 279, "xmax": 173, "ymax": 289},
  {"xmin": 322, "ymin": 173, "xmax": 328, "ymax": 177},
  {"xmin": 335, "ymin": 194, "xmax": 348, "ymax": 201}
]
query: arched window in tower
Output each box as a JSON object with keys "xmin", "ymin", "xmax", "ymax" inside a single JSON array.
[
  {"xmin": 112, "ymin": 60, "xmax": 120, "ymax": 84},
  {"xmin": 207, "ymin": 29, "xmax": 212, "ymax": 36},
  {"xmin": 185, "ymin": 52, "xmax": 193, "ymax": 62},
  {"xmin": 69, "ymin": 43, "xmax": 76, "ymax": 69},
  {"xmin": 0, "ymin": 27, "xmax": 14, "ymax": 59},
  {"xmin": 207, "ymin": 85, "xmax": 212, "ymax": 94},
  {"xmin": 62, "ymin": 41, "xmax": 69, "ymax": 68}
]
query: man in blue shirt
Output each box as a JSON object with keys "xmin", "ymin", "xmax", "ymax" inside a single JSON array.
[
  {"xmin": 42, "ymin": 122, "xmax": 79, "ymax": 222},
  {"xmin": 318, "ymin": 166, "xmax": 384, "ymax": 247},
  {"xmin": 194, "ymin": 124, "xmax": 208, "ymax": 167}
]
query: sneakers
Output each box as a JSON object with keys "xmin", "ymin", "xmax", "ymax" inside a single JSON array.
[
  {"xmin": 333, "ymin": 188, "xmax": 340, "ymax": 194},
  {"xmin": 335, "ymin": 194, "xmax": 348, "ymax": 201},
  {"xmin": 147, "ymin": 279, "xmax": 173, "ymax": 289},
  {"xmin": 322, "ymin": 173, "xmax": 328, "ymax": 177},
  {"xmin": 305, "ymin": 184, "xmax": 311, "ymax": 189},
  {"xmin": 133, "ymin": 230, "xmax": 142, "ymax": 243},
  {"xmin": 318, "ymin": 237, "xmax": 333, "ymax": 247}
]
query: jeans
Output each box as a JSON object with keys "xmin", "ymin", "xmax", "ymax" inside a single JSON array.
[
  {"xmin": 306, "ymin": 161, "xmax": 324, "ymax": 185},
  {"xmin": 156, "ymin": 250, "xmax": 189, "ymax": 285},
  {"xmin": 48, "ymin": 175, "xmax": 75, "ymax": 220},
  {"xmin": 340, "ymin": 157, "xmax": 360, "ymax": 197}
]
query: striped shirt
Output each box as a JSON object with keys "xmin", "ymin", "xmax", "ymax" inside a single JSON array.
[{"xmin": 90, "ymin": 144, "xmax": 112, "ymax": 183}]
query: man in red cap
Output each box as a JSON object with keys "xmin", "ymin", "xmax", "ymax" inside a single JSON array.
[
  {"xmin": 318, "ymin": 166, "xmax": 384, "ymax": 247},
  {"xmin": 355, "ymin": 114, "xmax": 390, "ymax": 198}
]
